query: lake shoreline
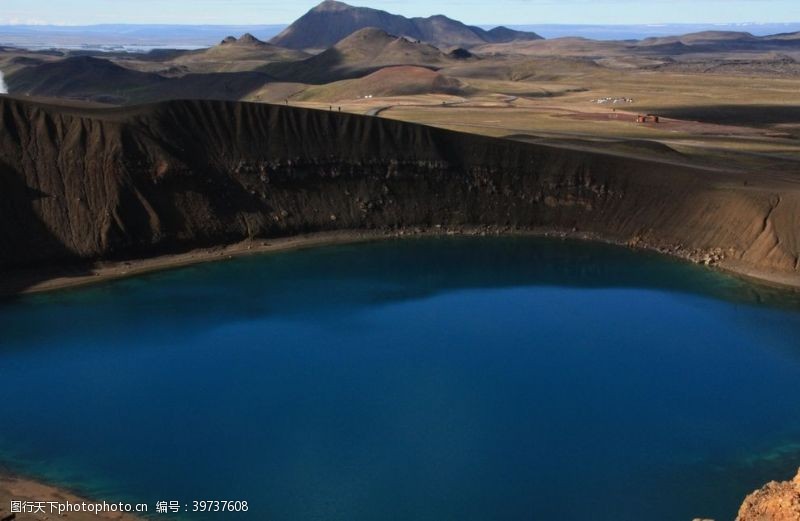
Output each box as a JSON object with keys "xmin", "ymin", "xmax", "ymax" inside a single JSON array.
[
  {"xmin": 0, "ymin": 470, "xmax": 144, "ymax": 521},
  {"xmin": 1, "ymin": 227, "xmax": 799, "ymax": 298},
  {"xmin": 4, "ymin": 465, "xmax": 792, "ymax": 521},
  {"xmin": 1, "ymin": 227, "xmax": 799, "ymax": 519}
]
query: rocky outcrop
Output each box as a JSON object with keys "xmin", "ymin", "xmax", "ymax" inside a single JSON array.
[
  {"xmin": 737, "ymin": 469, "xmax": 800, "ymax": 521},
  {"xmin": 0, "ymin": 96, "xmax": 798, "ymax": 290}
]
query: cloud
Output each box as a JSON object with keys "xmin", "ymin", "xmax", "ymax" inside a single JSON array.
[{"xmin": 1, "ymin": 17, "xmax": 54, "ymax": 25}]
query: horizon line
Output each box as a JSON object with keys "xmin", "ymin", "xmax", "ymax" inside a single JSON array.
[{"xmin": 2, "ymin": 21, "xmax": 800, "ymax": 28}]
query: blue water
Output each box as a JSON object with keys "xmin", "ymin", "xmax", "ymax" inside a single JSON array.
[{"xmin": 2, "ymin": 238, "xmax": 800, "ymax": 521}]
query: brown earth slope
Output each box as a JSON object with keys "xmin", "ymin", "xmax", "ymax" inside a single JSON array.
[
  {"xmin": 6, "ymin": 56, "xmax": 275, "ymax": 104},
  {"xmin": 0, "ymin": 96, "xmax": 798, "ymax": 292},
  {"xmin": 265, "ymin": 27, "xmax": 454, "ymax": 84},
  {"xmin": 168, "ymin": 33, "xmax": 310, "ymax": 74},
  {"xmin": 294, "ymin": 66, "xmax": 465, "ymax": 101}
]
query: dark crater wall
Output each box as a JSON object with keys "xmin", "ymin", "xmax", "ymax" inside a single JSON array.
[{"xmin": 0, "ymin": 97, "xmax": 797, "ymax": 281}]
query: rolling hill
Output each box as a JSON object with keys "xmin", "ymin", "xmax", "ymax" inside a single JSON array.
[
  {"xmin": 269, "ymin": 0, "xmax": 542, "ymax": 50},
  {"xmin": 266, "ymin": 27, "xmax": 458, "ymax": 83},
  {"xmin": 6, "ymin": 56, "xmax": 166, "ymax": 103},
  {"xmin": 169, "ymin": 33, "xmax": 310, "ymax": 73},
  {"xmin": 473, "ymin": 29, "xmax": 800, "ymax": 62},
  {"xmin": 6, "ymin": 55, "xmax": 274, "ymax": 104},
  {"xmin": 294, "ymin": 65, "xmax": 466, "ymax": 101}
]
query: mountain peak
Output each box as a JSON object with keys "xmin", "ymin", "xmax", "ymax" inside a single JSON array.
[
  {"xmin": 312, "ymin": 0, "xmax": 351, "ymax": 12},
  {"xmin": 219, "ymin": 33, "xmax": 267, "ymax": 47},
  {"xmin": 270, "ymin": 1, "xmax": 542, "ymax": 50},
  {"xmin": 239, "ymin": 33, "xmax": 263, "ymax": 44},
  {"xmin": 343, "ymin": 27, "xmax": 393, "ymax": 41}
]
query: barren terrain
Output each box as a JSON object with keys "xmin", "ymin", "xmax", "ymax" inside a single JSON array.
[{"xmin": 1, "ymin": 1, "xmax": 800, "ymax": 517}]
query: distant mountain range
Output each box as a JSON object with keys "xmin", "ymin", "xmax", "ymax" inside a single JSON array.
[
  {"xmin": 0, "ymin": 24, "xmax": 288, "ymax": 51},
  {"xmin": 3, "ymin": 21, "xmax": 800, "ymax": 52},
  {"xmin": 269, "ymin": 0, "xmax": 543, "ymax": 50},
  {"xmin": 475, "ymin": 28, "xmax": 800, "ymax": 58},
  {"xmin": 501, "ymin": 23, "xmax": 800, "ymax": 41},
  {"xmin": 4, "ymin": 0, "xmax": 800, "ymax": 104},
  {"xmin": 638, "ymin": 30, "xmax": 800, "ymax": 46}
]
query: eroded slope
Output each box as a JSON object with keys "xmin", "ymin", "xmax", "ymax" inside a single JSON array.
[{"xmin": 0, "ymin": 96, "xmax": 798, "ymax": 288}]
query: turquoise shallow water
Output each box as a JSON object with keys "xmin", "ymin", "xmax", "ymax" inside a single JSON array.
[{"xmin": 2, "ymin": 237, "xmax": 800, "ymax": 520}]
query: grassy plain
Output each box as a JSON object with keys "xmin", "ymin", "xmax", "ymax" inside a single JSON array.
[{"xmin": 279, "ymin": 60, "xmax": 800, "ymax": 176}]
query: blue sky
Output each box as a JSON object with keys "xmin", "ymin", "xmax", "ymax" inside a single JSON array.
[{"xmin": 1, "ymin": 0, "xmax": 798, "ymax": 26}]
